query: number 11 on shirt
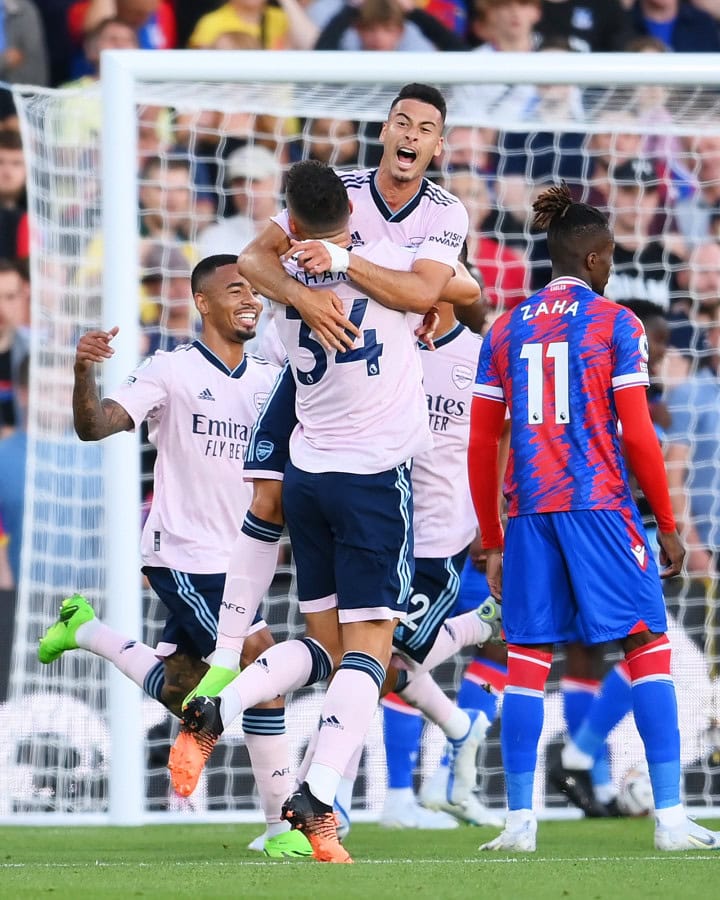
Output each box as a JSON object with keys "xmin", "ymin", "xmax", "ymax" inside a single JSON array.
[{"xmin": 520, "ymin": 341, "xmax": 570, "ymax": 425}]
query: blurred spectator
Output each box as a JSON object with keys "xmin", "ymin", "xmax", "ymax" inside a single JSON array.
[
  {"xmin": 139, "ymin": 242, "xmax": 197, "ymax": 355},
  {"xmin": 13, "ymin": 258, "xmax": 29, "ymax": 329},
  {"xmin": 681, "ymin": 241, "xmax": 720, "ymax": 325},
  {"xmin": 452, "ymin": 0, "xmax": 542, "ymax": 121},
  {"xmin": 442, "ymin": 125, "xmax": 496, "ymax": 174},
  {"xmin": 0, "ymin": 339, "xmax": 25, "ymax": 699},
  {"xmin": 0, "ymin": 353, "xmax": 27, "ymax": 583},
  {"xmin": 0, "ymin": 0, "xmax": 50, "ymax": 85},
  {"xmin": 538, "ymin": 0, "xmax": 633, "ymax": 51},
  {"xmin": 175, "ymin": 30, "xmax": 292, "ymax": 177},
  {"xmin": 691, "ymin": 0, "xmax": 720, "ymax": 22},
  {"xmin": 631, "ymin": 0, "xmax": 720, "ymax": 51},
  {"xmin": 495, "ymin": 37, "xmax": 587, "ymax": 215},
  {"xmin": 199, "ymin": 144, "xmax": 282, "ymax": 257},
  {"xmin": 443, "ymin": 168, "xmax": 528, "ymax": 310},
  {"xmin": 139, "ymin": 156, "xmax": 201, "ymax": 244},
  {"xmin": 0, "ymin": 260, "xmax": 29, "ymax": 435},
  {"xmin": 303, "ymin": 118, "xmax": 360, "ymax": 168},
  {"xmin": 189, "ymin": 0, "xmax": 319, "ymax": 49},
  {"xmin": 0, "ymin": 130, "xmax": 28, "ymax": 261},
  {"xmin": 605, "ymin": 157, "xmax": 684, "ymax": 314},
  {"xmin": 487, "ymin": 37, "xmax": 588, "ymax": 287},
  {"xmin": 59, "ymin": 18, "xmax": 140, "ymax": 148},
  {"xmin": 621, "ymin": 34, "xmax": 696, "ymax": 209},
  {"xmin": 69, "ymin": 0, "xmax": 176, "ymax": 55},
  {"xmin": 665, "ymin": 304, "xmax": 720, "ymax": 577},
  {"xmin": 175, "ymin": 1, "xmax": 223, "ymax": 46},
  {"xmin": 35, "ymin": 0, "xmax": 76, "ymax": 87},
  {"xmin": 0, "ymin": 88, "xmax": 17, "ymax": 130},
  {"xmin": 315, "ymin": 0, "xmax": 468, "ymax": 50},
  {"xmin": 675, "ymin": 135, "xmax": 720, "ymax": 247},
  {"xmin": 63, "ymin": 16, "xmax": 138, "ymax": 87},
  {"xmin": 584, "ymin": 110, "xmax": 645, "ymax": 207}
]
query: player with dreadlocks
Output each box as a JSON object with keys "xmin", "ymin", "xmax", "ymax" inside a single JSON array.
[{"xmin": 467, "ymin": 183, "xmax": 719, "ymax": 852}]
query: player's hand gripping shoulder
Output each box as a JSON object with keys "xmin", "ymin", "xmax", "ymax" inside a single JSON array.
[
  {"xmin": 286, "ymin": 238, "xmax": 349, "ymax": 275},
  {"xmin": 73, "ymin": 327, "xmax": 133, "ymax": 441},
  {"xmin": 657, "ymin": 529, "xmax": 685, "ymax": 579},
  {"xmin": 292, "ymin": 288, "xmax": 360, "ymax": 353}
]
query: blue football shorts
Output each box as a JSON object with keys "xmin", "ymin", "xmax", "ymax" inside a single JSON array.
[{"xmin": 501, "ymin": 508, "xmax": 667, "ymax": 645}]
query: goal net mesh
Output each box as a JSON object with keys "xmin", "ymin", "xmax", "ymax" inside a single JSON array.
[{"xmin": 5, "ymin": 70, "xmax": 720, "ymax": 820}]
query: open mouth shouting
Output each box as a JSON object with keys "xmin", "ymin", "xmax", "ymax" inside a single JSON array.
[{"xmin": 396, "ymin": 146, "xmax": 418, "ymax": 171}]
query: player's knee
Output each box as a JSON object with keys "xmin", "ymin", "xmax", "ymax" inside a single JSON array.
[
  {"xmin": 305, "ymin": 628, "xmax": 342, "ymax": 671},
  {"xmin": 249, "ymin": 480, "xmax": 284, "ymax": 526},
  {"xmin": 564, "ymin": 642, "xmax": 605, "ymax": 679},
  {"xmin": 241, "ymin": 626, "xmax": 275, "ymax": 667},
  {"xmin": 161, "ymin": 653, "xmax": 208, "ymax": 716}
]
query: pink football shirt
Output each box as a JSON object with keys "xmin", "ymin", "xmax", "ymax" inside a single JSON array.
[{"xmin": 109, "ymin": 341, "xmax": 279, "ymax": 573}]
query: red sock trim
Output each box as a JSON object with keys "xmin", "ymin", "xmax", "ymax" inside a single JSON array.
[
  {"xmin": 465, "ymin": 660, "xmax": 508, "ymax": 693},
  {"xmin": 625, "ymin": 635, "xmax": 672, "ymax": 682},
  {"xmin": 507, "ymin": 645, "xmax": 553, "ymax": 692},
  {"xmin": 615, "ymin": 661, "xmax": 631, "ymax": 682},
  {"xmin": 560, "ymin": 676, "xmax": 600, "ymax": 694}
]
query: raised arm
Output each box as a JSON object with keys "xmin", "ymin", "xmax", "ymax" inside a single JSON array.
[{"xmin": 73, "ymin": 328, "xmax": 133, "ymax": 441}]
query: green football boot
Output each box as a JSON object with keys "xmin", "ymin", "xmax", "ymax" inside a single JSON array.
[
  {"xmin": 182, "ymin": 664, "xmax": 238, "ymax": 709},
  {"xmin": 263, "ymin": 829, "xmax": 313, "ymax": 859},
  {"xmin": 38, "ymin": 593, "xmax": 95, "ymax": 664}
]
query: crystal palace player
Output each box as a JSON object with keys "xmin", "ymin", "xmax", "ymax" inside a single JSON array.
[{"xmin": 469, "ymin": 183, "xmax": 720, "ymax": 852}]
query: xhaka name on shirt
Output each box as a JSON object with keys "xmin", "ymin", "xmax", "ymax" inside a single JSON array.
[{"xmin": 292, "ymin": 269, "xmax": 349, "ymax": 286}]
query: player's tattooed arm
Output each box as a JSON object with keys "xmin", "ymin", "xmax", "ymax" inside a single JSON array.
[{"xmin": 73, "ymin": 327, "xmax": 133, "ymax": 440}]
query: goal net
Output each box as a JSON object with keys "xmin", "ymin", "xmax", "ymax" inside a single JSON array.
[{"xmin": 5, "ymin": 50, "xmax": 720, "ymax": 823}]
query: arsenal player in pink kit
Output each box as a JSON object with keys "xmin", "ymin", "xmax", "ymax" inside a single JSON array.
[
  {"xmin": 38, "ymin": 256, "xmax": 313, "ymax": 859},
  {"xmin": 469, "ymin": 184, "xmax": 719, "ymax": 852}
]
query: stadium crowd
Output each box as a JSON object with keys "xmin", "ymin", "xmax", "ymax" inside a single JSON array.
[{"xmin": 0, "ymin": 0, "xmax": 719, "ymax": 829}]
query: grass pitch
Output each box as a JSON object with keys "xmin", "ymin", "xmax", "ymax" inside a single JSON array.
[{"xmin": 1, "ymin": 819, "xmax": 719, "ymax": 899}]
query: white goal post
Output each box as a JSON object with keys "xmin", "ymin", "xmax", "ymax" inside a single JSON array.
[{"xmin": 6, "ymin": 50, "xmax": 720, "ymax": 826}]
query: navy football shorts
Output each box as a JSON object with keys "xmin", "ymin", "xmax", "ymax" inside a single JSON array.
[
  {"xmin": 143, "ymin": 566, "xmax": 265, "ymax": 660},
  {"xmin": 393, "ymin": 548, "xmax": 469, "ymax": 663},
  {"xmin": 282, "ymin": 460, "xmax": 414, "ymax": 624}
]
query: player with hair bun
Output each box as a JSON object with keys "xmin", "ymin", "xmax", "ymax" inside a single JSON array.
[{"xmin": 469, "ymin": 182, "xmax": 720, "ymax": 852}]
